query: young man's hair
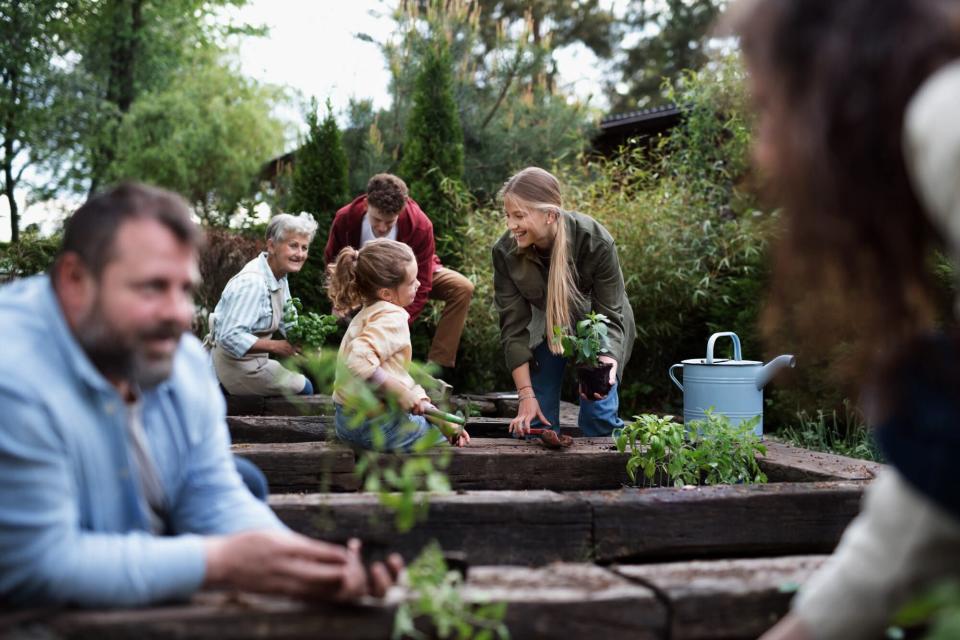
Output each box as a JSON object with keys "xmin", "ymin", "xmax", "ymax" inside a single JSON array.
[
  {"xmin": 366, "ymin": 174, "xmax": 409, "ymax": 216},
  {"xmin": 57, "ymin": 182, "xmax": 202, "ymax": 280}
]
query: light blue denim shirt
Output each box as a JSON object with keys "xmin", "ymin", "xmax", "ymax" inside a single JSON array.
[
  {"xmin": 212, "ymin": 253, "xmax": 295, "ymax": 357},
  {"xmin": 0, "ymin": 276, "xmax": 285, "ymax": 607}
]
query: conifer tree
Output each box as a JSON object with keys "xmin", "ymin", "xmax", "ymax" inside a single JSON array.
[
  {"xmin": 290, "ymin": 97, "xmax": 349, "ymax": 232},
  {"xmin": 288, "ymin": 98, "xmax": 349, "ymax": 311},
  {"xmin": 399, "ymin": 38, "xmax": 466, "ymax": 267}
]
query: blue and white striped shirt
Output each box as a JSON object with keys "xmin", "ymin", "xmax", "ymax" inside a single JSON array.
[{"xmin": 212, "ymin": 253, "xmax": 295, "ymax": 357}]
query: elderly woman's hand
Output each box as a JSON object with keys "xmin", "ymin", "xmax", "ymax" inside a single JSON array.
[{"xmin": 269, "ymin": 339, "xmax": 300, "ymax": 358}]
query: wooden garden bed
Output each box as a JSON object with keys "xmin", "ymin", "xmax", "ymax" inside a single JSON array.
[
  {"xmin": 227, "ymin": 415, "xmax": 583, "ymax": 443},
  {"xmin": 271, "ymin": 482, "xmax": 865, "ymax": 566},
  {"xmin": 232, "ymin": 437, "xmax": 879, "ymax": 493},
  {"xmin": 2, "ymin": 556, "xmax": 826, "ymax": 640}
]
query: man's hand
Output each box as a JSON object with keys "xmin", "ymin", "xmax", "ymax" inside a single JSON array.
[{"xmin": 203, "ymin": 531, "xmax": 402, "ymax": 601}]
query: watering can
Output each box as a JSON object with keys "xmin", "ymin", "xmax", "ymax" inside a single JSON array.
[{"xmin": 668, "ymin": 332, "xmax": 795, "ymax": 437}]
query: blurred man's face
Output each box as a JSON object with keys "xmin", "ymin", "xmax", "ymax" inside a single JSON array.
[
  {"xmin": 367, "ymin": 205, "xmax": 400, "ymax": 237},
  {"xmin": 73, "ymin": 218, "xmax": 199, "ymax": 389}
]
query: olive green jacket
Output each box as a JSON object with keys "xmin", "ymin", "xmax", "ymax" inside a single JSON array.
[{"xmin": 492, "ymin": 210, "xmax": 636, "ymax": 373}]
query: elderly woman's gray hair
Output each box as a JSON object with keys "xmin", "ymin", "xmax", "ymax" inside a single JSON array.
[{"xmin": 266, "ymin": 212, "xmax": 319, "ymax": 244}]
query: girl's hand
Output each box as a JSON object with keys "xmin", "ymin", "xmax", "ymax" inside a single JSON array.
[
  {"xmin": 509, "ymin": 396, "xmax": 550, "ymax": 437},
  {"xmin": 450, "ymin": 428, "xmax": 471, "ymax": 448},
  {"xmin": 580, "ymin": 356, "xmax": 618, "ymax": 401},
  {"xmin": 410, "ymin": 397, "xmax": 432, "ymax": 415}
]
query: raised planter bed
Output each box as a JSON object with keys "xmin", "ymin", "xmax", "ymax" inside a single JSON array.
[
  {"xmin": 227, "ymin": 415, "xmax": 583, "ymax": 443},
  {"xmin": 2, "ymin": 557, "xmax": 826, "ymax": 640},
  {"xmin": 271, "ymin": 482, "xmax": 865, "ymax": 566},
  {"xmin": 233, "ymin": 438, "xmax": 879, "ymax": 494}
]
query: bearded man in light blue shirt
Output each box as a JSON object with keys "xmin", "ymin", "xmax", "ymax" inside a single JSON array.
[{"xmin": 0, "ymin": 183, "xmax": 399, "ymax": 607}]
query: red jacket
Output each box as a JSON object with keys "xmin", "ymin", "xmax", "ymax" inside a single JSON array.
[{"xmin": 324, "ymin": 195, "xmax": 441, "ymax": 323}]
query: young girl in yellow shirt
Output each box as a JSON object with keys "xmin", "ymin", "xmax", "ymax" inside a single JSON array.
[{"xmin": 327, "ymin": 238, "xmax": 470, "ymax": 451}]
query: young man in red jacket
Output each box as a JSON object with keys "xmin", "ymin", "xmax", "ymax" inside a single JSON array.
[{"xmin": 324, "ymin": 173, "xmax": 474, "ymax": 376}]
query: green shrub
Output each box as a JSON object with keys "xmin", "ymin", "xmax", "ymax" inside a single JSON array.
[{"xmin": 0, "ymin": 235, "xmax": 60, "ymax": 279}]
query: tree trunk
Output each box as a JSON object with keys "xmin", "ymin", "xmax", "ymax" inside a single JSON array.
[
  {"xmin": 90, "ymin": 0, "xmax": 143, "ymax": 194},
  {"xmin": 3, "ymin": 154, "xmax": 19, "ymax": 244},
  {"xmin": 3, "ymin": 70, "xmax": 20, "ymax": 244}
]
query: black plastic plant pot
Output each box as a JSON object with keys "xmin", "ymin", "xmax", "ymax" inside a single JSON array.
[{"xmin": 577, "ymin": 362, "xmax": 613, "ymax": 398}]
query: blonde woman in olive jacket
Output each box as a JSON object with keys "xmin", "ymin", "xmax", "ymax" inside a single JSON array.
[{"xmin": 493, "ymin": 167, "xmax": 636, "ymax": 437}]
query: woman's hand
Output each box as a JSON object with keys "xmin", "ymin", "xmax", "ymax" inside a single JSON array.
[
  {"xmin": 509, "ymin": 396, "xmax": 551, "ymax": 437},
  {"xmin": 270, "ymin": 339, "xmax": 300, "ymax": 358},
  {"xmin": 580, "ymin": 355, "xmax": 617, "ymax": 401}
]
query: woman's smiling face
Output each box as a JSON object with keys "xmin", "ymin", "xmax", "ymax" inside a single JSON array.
[{"xmin": 503, "ymin": 196, "xmax": 554, "ymax": 250}]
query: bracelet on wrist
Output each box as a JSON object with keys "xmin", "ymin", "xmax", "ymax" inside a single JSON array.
[{"xmin": 518, "ymin": 392, "xmax": 536, "ymax": 401}]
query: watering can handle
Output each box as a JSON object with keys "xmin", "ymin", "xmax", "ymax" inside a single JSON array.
[
  {"xmin": 668, "ymin": 364, "xmax": 683, "ymax": 391},
  {"xmin": 706, "ymin": 332, "xmax": 743, "ymax": 364}
]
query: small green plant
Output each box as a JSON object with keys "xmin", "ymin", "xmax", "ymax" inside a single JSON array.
[
  {"xmin": 613, "ymin": 411, "xmax": 767, "ymax": 487},
  {"xmin": 892, "ymin": 580, "xmax": 960, "ymax": 639},
  {"xmin": 355, "ymin": 442, "xmax": 453, "ymax": 534},
  {"xmin": 552, "ymin": 312, "xmax": 611, "ymax": 367},
  {"xmin": 393, "ymin": 542, "xmax": 509, "ymax": 640},
  {"xmin": 283, "ymin": 297, "xmax": 339, "ymax": 350}
]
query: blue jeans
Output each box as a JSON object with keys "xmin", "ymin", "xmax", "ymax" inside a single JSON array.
[
  {"xmin": 528, "ymin": 341, "xmax": 624, "ymax": 437},
  {"xmin": 233, "ymin": 455, "xmax": 269, "ymax": 501},
  {"xmin": 299, "ymin": 377, "xmax": 314, "ymax": 395},
  {"xmin": 334, "ymin": 403, "xmax": 447, "ymax": 452}
]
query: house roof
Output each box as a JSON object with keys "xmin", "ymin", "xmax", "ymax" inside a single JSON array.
[{"xmin": 592, "ymin": 103, "xmax": 683, "ymax": 154}]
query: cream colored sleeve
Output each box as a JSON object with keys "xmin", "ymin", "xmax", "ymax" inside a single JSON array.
[
  {"xmin": 904, "ymin": 60, "xmax": 960, "ymax": 260},
  {"xmin": 792, "ymin": 469, "xmax": 960, "ymax": 640},
  {"xmin": 342, "ymin": 306, "xmax": 413, "ymax": 381}
]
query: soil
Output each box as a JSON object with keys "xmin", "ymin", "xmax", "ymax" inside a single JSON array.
[
  {"xmin": 539, "ymin": 430, "xmax": 575, "ymax": 450},
  {"xmin": 577, "ymin": 362, "xmax": 613, "ymax": 397}
]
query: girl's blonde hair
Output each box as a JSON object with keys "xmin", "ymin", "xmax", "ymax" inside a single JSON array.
[
  {"xmin": 326, "ymin": 238, "xmax": 415, "ymax": 310},
  {"xmin": 499, "ymin": 167, "xmax": 584, "ymax": 354}
]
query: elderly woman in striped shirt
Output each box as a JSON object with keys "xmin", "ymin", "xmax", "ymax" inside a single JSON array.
[{"xmin": 210, "ymin": 213, "xmax": 316, "ymax": 396}]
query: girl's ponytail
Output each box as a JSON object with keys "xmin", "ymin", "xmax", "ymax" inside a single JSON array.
[
  {"xmin": 326, "ymin": 239, "xmax": 415, "ymax": 309},
  {"xmin": 327, "ymin": 247, "xmax": 362, "ymax": 310}
]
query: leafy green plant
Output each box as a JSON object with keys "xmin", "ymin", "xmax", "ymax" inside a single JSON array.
[
  {"xmin": 393, "ymin": 542, "xmax": 509, "ymax": 640},
  {"xmin": 356, "ymin": 443, "xmax": 453, "ymax": 534},
  {"xmin": 613, "ymin": 411, "xmax": 767, "ymax": 487},
  {"xmin": 283, "ymin": 297, "xmax": 339, "ymax": 351},
  {"xmin": 552, "ymin": 312, "xmax": 611, "ymax": 367},
  {"xmin": 893, "ymin": 580, "xmax": 960, "ymax": 639}
]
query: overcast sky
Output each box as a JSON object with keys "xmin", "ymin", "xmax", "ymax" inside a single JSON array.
[
  {"xmin": 2, "ymin": 0, "xmax": 615, "ymax": 241},
  {"xmin": 230, "ymin": 0, "xmax": 614, "ymax": 140}
]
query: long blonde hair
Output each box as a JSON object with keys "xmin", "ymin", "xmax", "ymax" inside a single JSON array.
[
  {"xmin": 326, "ymin": 239, "xmax": 415, "ymax": 310},
  {"xmin": 499, "ymin": 167, "xmax": 584, "ymax": 354}
]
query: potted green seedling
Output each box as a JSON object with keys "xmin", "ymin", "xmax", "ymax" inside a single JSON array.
[{"xmin": 553, "ymin": 312, "xmax": 614, "ymax": 398}]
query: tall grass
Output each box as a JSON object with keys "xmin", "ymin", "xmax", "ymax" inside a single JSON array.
[{"xmin": 775, "ymin": 401, "xmax": 883, "ymax": 462}]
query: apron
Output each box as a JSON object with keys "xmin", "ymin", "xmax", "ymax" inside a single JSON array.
[{"xmin": 211, "ymin": 280, "xmax": 305, "ymax": 396}]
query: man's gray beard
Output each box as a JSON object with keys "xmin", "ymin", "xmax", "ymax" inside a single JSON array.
[{"xmin": 75, "ymin": 310, "xmax": 181, "ymax": 390}]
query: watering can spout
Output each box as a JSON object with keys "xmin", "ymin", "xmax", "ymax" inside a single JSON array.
[{"xmin": 755, "ymin": 355, "xmax": 796, "ymax": 390}]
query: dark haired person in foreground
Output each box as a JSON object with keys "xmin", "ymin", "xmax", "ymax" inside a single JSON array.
[
  {"xmin": 0, "ymin": 183, "xmax": 399, "ymax": 606},
  {"xmin": 728, "ymin": 0, "xmax": 960, "ymax": 637}
]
